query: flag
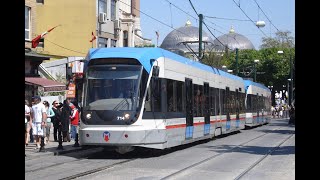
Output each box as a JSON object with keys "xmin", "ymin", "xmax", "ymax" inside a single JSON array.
[
  {"xmin": 90, "ymin": 31, "xmax": 96, "ymax": 42},
  {"xmin": 31, "ymin": 25, "xmax": 60, "ymax": 48}
]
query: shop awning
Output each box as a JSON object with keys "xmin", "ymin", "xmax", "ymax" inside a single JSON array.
[{"xmin": 25, "ymin": 77, "xmax": 67, "ymax": 92}]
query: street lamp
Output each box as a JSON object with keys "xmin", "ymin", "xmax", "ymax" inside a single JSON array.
[
  {"xmin": 278, "ymin": 50, "xmax": 294, "ymax": 106},
  {"xmin": 253, "ymin": 59, "xmax": 259, "ymax": 82},
  {"xmin": 222, "ymin": 65, "xmax": 227, "ymax": 72},
  {"xmin": 268, "ymin": 85, "xmax": 274, "ymax": 106}
]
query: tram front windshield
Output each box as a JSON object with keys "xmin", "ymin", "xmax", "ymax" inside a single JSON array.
[{"xmin": 84, "ymin": 65, "xmax": 142, "ymax": 111}]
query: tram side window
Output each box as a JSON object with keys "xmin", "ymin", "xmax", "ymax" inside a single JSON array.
[
  {"xmin": 194, "ymin": 84, "xmax": 204, "ymax": 117},
  {"xmin": 216, "ymin": 88, "xmax": 220, "ymax": 115},
  {"xmin": 167, "ymin": 79, "xmax": 176, "ymax": 112},
  {"xmin": 151, "ymin": 77, "xmax": 162, "ymax": 112},
  {"xmin": 240, "ymin": 93, "xmax": 245, "ymax": 113},
  {"xmin": 176, "ymin": 81, "xmax": 184, "ymax": 112},
  {"xmin": 199, "ymin": 85, "xmax": 204, "ymax": 116},
  {"xmin": 145, "ymin": 86, "xmax": 151, "ymax": 112},
  {"xmin": 210, "ymin": 87, "xmax": 215, "ymax": 116},
  {"xmin": 247, "ymin": 94, "xmax": 252, "ymax": 112},
  {"xmin": 220, "ymin": 89, "xmax": 226, "ymax": 115},
  {"xmin": 231, "ymin": 91, "xmax": 236, "ymax": 114}
]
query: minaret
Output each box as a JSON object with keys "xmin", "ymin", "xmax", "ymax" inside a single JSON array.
[
  {"xmin": 185, "ymin": 20, "xmax": 192, "ymax": 27},
  {"xmin": 229, "ymin": 26, "xmax": 235, "ymax": 33}
]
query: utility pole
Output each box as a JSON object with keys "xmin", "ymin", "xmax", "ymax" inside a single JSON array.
[
  {"xmin": 254, "ymin": 63, "xmax": 257, "ymax": 82},
  {"xmin": 253, "ymin": 59, "xmax": 259, "ymax": 82},
  {"xmin": 235, "ymin": 48, "xmax": 239, "ymax": 76},
  {"xmin": 289, "ymin": 55, "xmax": 293, "ymax": 106},
  {"xmin": 199, "ymin": 14, "xmax": 203, "ymax": 61}
]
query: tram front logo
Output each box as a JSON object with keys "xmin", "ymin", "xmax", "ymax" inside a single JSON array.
[{"xmin": 103, "ymin": 131, "xmax": 110, "ymax": 142}]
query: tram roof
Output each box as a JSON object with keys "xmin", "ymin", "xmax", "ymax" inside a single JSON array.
[
  {"xmin": 87, "ymin": 47, "xmax": 243, "ymax": 81},
  {"xmin": 244, "ymin": 79, "xmax": 270, "ymax": 92}
]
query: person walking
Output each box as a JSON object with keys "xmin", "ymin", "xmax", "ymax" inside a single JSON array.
[
  {"xmin": 25, "ymin": 100, "xmax": 31, "ymax": 146},
  {"xmin": 70, "ymin": 104, "xmax": 79, "ymax": 141},
  {"xmin": 43, "ymin": 101, "xmax": 55, "ymax": 144},
  {"xmin": 61, "ymin": 99, "xmax": 72, "ymax": 142},
  {"xmin": 30, "ymin": 96, "xmax": 47, "ymax": 149},
  {"xmin": 51, "ymin": 100, "xmax": 61, "ymax": 142}
]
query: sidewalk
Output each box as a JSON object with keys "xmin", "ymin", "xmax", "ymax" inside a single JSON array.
[{"xmin": 25, "ymin": 128, "xmax": 84, "ymax": 158}]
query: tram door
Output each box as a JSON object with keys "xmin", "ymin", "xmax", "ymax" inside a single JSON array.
[
  {"xmin": 185, "ymin": 78, "xmax": 193, "ymax": 139},
  {"xmin": 204, "ymin": 82, "xmax": 210, "ymax": 135}
]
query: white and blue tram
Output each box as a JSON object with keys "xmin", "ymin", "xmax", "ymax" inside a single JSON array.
[{"xmin": 79, "ymin": 47, "xmax": 271, "ymax": 153}]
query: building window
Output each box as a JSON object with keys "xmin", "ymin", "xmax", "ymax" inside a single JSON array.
[
  {"xmin": 111, "ymin": 0, "xmax": 116, "ymax": 20},
  {"xmin": 25, "ymin": 6, "xmax": 31, "ymax": 41},
  {"xmin": 123, "ymin": 31, "xmax": 128, "ymax": 47},
  {"xmin": 98, "ymin": 37, "xmax": 108, "ymax": 47},
  {"xmin": 36, "ymin": 0, "xmax": 44, "ymax": 4},
  {"xmin": 111, "ymin": 39, "xmax": 117, "ymax": 47},
  {"xmin": 99, "ymin": 0, "xmax": 107, "ymax": 13}
]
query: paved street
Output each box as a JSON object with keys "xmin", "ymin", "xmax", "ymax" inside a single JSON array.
[{"xmin": 25, "ymin": 118, "xmax": 294, "ymax": 180}]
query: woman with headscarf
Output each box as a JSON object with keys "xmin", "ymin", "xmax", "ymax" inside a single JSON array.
[{"xmin": 60, "ymin": 99, "xmax": 72, "ymax": 142}]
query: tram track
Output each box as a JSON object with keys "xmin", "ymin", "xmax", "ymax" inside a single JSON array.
[
  {"xmin": 160, "ymin": 126, "xmax": 285, "ymax": 180},
  {"xmin": 59, "ymin": 159, "xmax": 136, "ymax": 180},
  {"xmin": 25, "ymin": 147, "xmax": 104, "ymax": 173},
  {"xmin": 234, "ymin": 133, "xmax": 295, "ymax": 180},
  {"xmin": 58, "ymin": 126, "xmax": 284, "ymax": 180}
]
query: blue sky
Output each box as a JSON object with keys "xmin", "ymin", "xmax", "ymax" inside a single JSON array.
[{"xmin": 139, "ymin": 0, "xmax": 295, "ymax": 50}]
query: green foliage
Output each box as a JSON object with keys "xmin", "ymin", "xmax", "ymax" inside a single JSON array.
[
  {"xmin": 220, "ymin": 47, "xmax": 295, "ymax": 93},
  {"xmin": 260, "ymin": 31, "xmax": 295, "ymax": 49},
  {"xmin": 200, "ymin": 30, "xmax": 295, "ymax": 93},
  {"xmin": 201, "ymin": 52, "xmax": 224, "ymax": 68}
]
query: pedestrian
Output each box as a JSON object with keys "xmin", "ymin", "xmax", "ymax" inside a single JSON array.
[
  {"xmin": 25, "ymin": 99, "xmax": 31, "ymax": 146},
  {"xmin": 289, "ymin": 105, "xmax": 295, "ymax": 125},
  {"xmin": 271, "ymin": 106, "xmax": 275, "ymax": 118},
  {"xmin": 43, "ymin": 101, "xmax": 55, "ymax": 144},
  {"xmin": 60, "ymin": 99, "xmax": 72, "ymax": 142},
  {"xmin": 51, "ymin": 100, "xmax": 61, "ymax": 142},
  {"xmin": 70, "ymin": 104, "xmax": 79, "ymax": 141},
  {"xmin": 30, "ymin": 96, "xmax": 47, "ymax": 149},
  {"xmin": 29, "ymin": 100, "xmax": 35, "ymax": 143}
]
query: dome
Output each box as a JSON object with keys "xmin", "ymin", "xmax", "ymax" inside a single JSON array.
[
  {"xmin": 160, "ymin": 21, "xmax": 215, "ymax": 53},
  {"xmin": 213, "ymin": 27, "xmax": 255, "ymax": 51}
]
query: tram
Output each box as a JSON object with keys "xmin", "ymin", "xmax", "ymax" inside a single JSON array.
[{"xmin": 78, "ymin": 47, "xmax": 271, "ymax": 154}]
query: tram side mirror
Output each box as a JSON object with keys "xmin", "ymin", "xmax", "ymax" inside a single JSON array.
[
  {"xmin": 152, "ymin": 66, "xmax": 159, "ymax": 77},
  {"xmin": 150, "ymin": 59, "xmax": 159, "ymax": 77}
]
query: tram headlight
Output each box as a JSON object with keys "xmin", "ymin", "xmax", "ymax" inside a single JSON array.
[
  {"xmin": 86, "ymin": 113, "xmax": 92, "ymax": 120},
  {"xmin": 124, "ymin": 113, "xmax": 130, "ymax": 119}
]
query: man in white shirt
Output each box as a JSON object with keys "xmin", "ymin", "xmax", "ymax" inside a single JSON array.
[{"xmin": 30, "ymin": 96, "xmax": 47, "ymax": 149}]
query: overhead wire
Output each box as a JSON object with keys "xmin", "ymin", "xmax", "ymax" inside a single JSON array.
[
  {"xmin": 188, "ymin": 0, "xmax": 239, "ymax": 50},
  {"xmin": 118, "ymin": 0, "xmax": 201, "ymax": 42},
  {"xmin": 231, "ymin": 0, "xmax": 269, "ymax": 37},
  {"xmin": 164, "ymin": 0, "xmax": 198, "ymax": 21},
  {"xmin": 31, "ymin": 33, "xmax": 87, "ymax": 55},
  {"xmin": 204, "ymin": 16, "xmax": 251, "ymax": 22},
  {"xmin": 252, "ymin": 0, "xmax": 280, "ymax": 32},
  {"xmin": 46, "ymin": 39, "xmax": 87, "ymax": 55}
]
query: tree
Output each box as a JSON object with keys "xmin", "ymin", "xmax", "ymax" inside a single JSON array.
[
  {"xmin": 201, "ymin": 51, "xmax": 225, "ymax": 69},
  {"xmin": 260, "ymin": 31, "xmax": 295, "ymax": 49}
]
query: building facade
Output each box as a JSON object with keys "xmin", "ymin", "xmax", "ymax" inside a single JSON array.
[
  {"xmin": 25, "ymin": 0, "xmax": 66, "ymax": 101},
  {"xmin": 118, "ymin": 0, "xmax": 152, "ymax": 47}
]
